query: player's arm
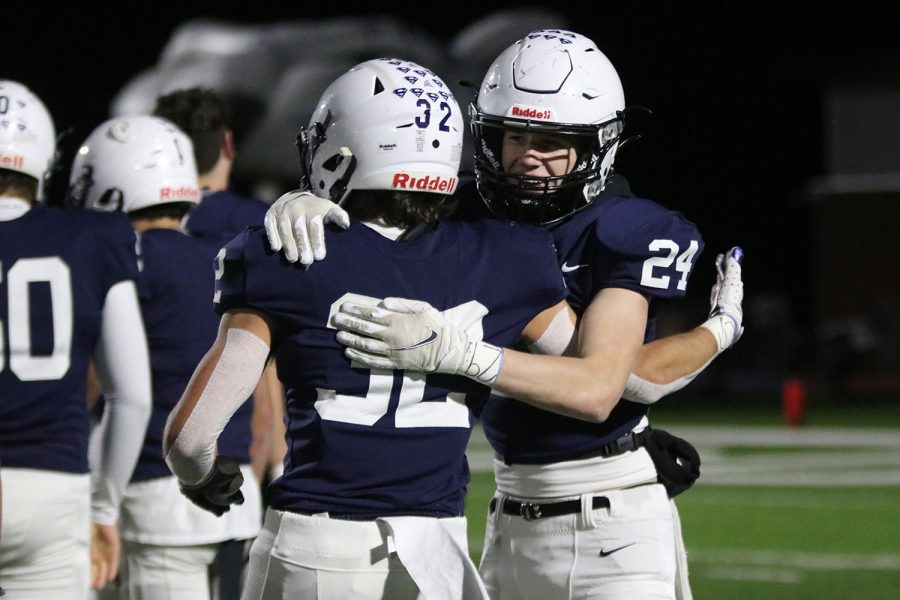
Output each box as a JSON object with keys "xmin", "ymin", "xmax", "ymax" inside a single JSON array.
[
  {"xmin": 492, "ymin": 288, "xmax": 649, "ymax": 421},
  {"xmin": 332, "ymin": 247, "xmax": 744, "ymax": 417},
  {"xmin": 265, "ymin": 369, "xmax": 288, "ymax": 481},
  {"xmin": 523, "ymin": 246, "xmax": 744, "ymax": 404},
  {"xmin": 633, "ymin": 329, "xmax": 717, "ymax": 382},
  {"xmin": 85, "ymin": 360, "xmax": 103, "ymax": 409},
  {"xmin": 162, "ymin": 309, "xmax": 271, "ymax": 515},
  {"xmin": 624, "ymin": 247, "xmax": 744, "ymax": 404},
  {"xmin": 91, "ymin": 280, "xmax": 152, "ymax": 524},
  {"xmin": 89, "ymin": 279, "xmax": 152, "ymax": 588},
  {"xmin": 333, "ymin": 288, "xmax": 648, "ymax": 423},
  {"xmin": 248, "ymin": 363, "xmax": 285, "ymax": 483}
]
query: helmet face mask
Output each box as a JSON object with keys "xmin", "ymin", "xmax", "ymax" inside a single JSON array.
[
  {"xmin": 472, "ymin": 110, "xmax": 622, "ymax": 224},
  {"xmin": 68, "ymin": 116, "xmax": 200, "ymax": 214},
  {"xmin": 472, "ymin": 30, "xmax": 626, "ymax": 225},
  {"xmin": 297, "ymin": 58, "xmax": 464, "ymax": 206}
]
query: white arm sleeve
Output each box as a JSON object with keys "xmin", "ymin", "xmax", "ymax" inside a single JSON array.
[
  {"xmin": 165, "ymin": 328, "xmax": 270, "ymax": 486},
  {"xmin": 622, "ymin": 356, "xmax": 714, "ymax": 405},
  {"xmin": 527, "ymin": 304, "xmax": 715, "ymax": 405},
  {"xmin": 526, "ymin": 306, "xmax": 578, "ymax": 357},
  {"xmin": 90, "ymin": 280, "xmax": 152, "ymax": 525}
]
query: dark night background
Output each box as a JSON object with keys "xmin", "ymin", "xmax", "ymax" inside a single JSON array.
[{"xmin": 6, "ymin": 2, "xmax": 898, "ymax": 401}]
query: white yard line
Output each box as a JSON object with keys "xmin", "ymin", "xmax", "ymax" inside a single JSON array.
[
  {"xmin": 689, "ymin": 549, "xmax": 900, "ymax": 571},
  {"xmin": 700, "ymin": 566, "xmax": 805, "ymax": 584},
  {"xmin": 466, "ymin": 425, "xmax": 900, "ymax": 486},
  {"xmin": 663, "ymin": 426, "xmax": 900, "ymax": 447}
]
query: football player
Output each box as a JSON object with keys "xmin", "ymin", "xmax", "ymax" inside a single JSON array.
[
  {"xmin": 161, "ymin": 58, "xmax": 597, "ymax": 599},
  {"xmin": 70, "ymin": 115, "xmax": 262, "ymax": 599},
  {"xmin": 152, "ymin": 88, "xmax": 283, "ymax": 599},
  {"xmin": 151, "ymin": 87, "xmax": 270, "ymax": 247},
  {"xmin": 263, "ymin": 31, "xmax": 743, "ymax": 600},
  {"xmin": 0, "ymin": 80, "xmax": 152, "ymax": 598}
]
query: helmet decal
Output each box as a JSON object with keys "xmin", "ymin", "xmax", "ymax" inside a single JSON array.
[{"xmin": 297, "ymin": 58, "xmax": 464, "ymax": 205}]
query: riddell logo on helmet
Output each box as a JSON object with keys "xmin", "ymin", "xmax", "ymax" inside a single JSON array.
[
  {"xmin": 511, "ymin": 105, "xmax": 554, "ymax": 120},
  {"xmin": 392, "ymin": 173, "xmax": 457, "ymax": 193},
  {"xmin": 0, "ymin": 154, "xmax": 25, "ymax": 169},
  {"xmin": 159, "ymin": 186, "xmax": 199, "ymax": 201}
]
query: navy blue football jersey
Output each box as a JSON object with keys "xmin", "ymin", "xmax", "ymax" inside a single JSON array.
[
  {"xmin": 131, "ymin": 228, "xmax": 253, "ymax": 482},
  {"xmin": 481, "ymin": 191, "xmax": 704, "ymax": 464},
  {"xmin": 0, "ymin": 206, "xmax": 139, "ymax": 473},
  {"xmin": 215, "ymin": 220, "xmax": 566, "ymax": 517},
  {"xmin": 184, "ymin": 190, "xmax": 268, "ymax": 247}
]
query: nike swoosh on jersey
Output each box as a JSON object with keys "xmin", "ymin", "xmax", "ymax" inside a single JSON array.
[
  {"xmin": 599, "ymin": 542, "xmax": 635, "ymax": 557},
  {"xmin": 392, "ymin": 329, "xmax": 438, "ymax": 351},
  {"xmin": 561, "ymin": 262, "xmax": 588, "ymax": 273}
]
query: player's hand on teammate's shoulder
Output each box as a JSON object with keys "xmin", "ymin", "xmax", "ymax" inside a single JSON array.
[
  {"xmin": 264, "ymin": 190, "xmax": 348, "ymax": 266},
  {"xmin": 702, "ymin": 246, "xmax": 744, "ymax": 352}
]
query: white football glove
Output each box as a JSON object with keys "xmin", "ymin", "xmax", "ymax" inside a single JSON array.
[
  {"xmin": 701, "ymin": 246, "xmax": 744, "ymax": 352},
  {"xmin": 333, "ymin": 297, "xmax": 504, "ymax": 385},
  {"xmin": 263, "ymin": 190, "xmax": 349, "ymax": 265}
]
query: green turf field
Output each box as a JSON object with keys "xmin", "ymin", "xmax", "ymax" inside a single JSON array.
[
  {"xmin": 676, "ymin": 485, "xmax": 900, "ymax": 599},
  {"xmin": 463, "ymin": 406, "xmax": 900, "ymax": 598}
]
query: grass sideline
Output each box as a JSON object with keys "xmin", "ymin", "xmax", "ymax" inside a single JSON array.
[
  {"xmin": 678, "ymin": 485, "xmax": 900, "ymax": 599},
  {"xmin": 649, "ymin": 392, "xmax": 900, "ymax": 428}
]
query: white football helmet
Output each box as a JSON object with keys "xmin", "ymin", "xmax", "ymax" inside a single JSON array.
[
  {"xmin": 298, "ymin": 58, "xmax": 464, "ymax": 204},
  {"xmin": 68, "ymin": 116, "xmax": 200, "ymax": 213},
  {"xmin": 471, "ymin": 29, "xmax": 625, "ymax": 224},
  {"xmin": 0, "ymin": 80, "xmax": 56, "ymax": 182}
]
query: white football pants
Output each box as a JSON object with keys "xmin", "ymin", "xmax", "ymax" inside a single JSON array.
[
  {"xmin": 0, "ymin": 468, "xmax": 91, "ymax": 599},
  {"xmin": 480, "ymin": 483, "xmax": 687, "ymax": 600},
  {"xmin": 115, "ymin": 541, "xmax": 219, "ymax": 599},
  {"xmin": 242, "ymin": 509, "xmax": 488, "ymax": 600}
]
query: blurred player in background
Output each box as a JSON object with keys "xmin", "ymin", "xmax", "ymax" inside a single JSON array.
[
  {"xmin": 69, "ymin": 115, "xmax": 261, "ymax": 599},
  {"xmin": 0, "ymin": 80, "xmax": 152, "ymax": 598},
  {"xmin": 152, "ymin": 87, "xmax": 269, "ymax": 246},
  {"xmin": 265, "ymin": 31, "xmax": 744, "ymax": 600}
]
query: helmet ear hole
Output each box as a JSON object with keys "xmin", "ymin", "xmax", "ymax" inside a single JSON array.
[
  {"xmin": 373, "ymin": 78, "xmax": 385, "ymax": 95},
  {"xmin": 95, "ymin": 188, "xmax": 124, "ymax": 212},
  {"xmin": 321, "ymin": 153, "xmax": 345, "ymax": 172}
]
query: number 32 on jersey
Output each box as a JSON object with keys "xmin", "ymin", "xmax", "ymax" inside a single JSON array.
[{"xmin": 315, "ymin": 292, "xmax": 484, "ymax": 430}]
